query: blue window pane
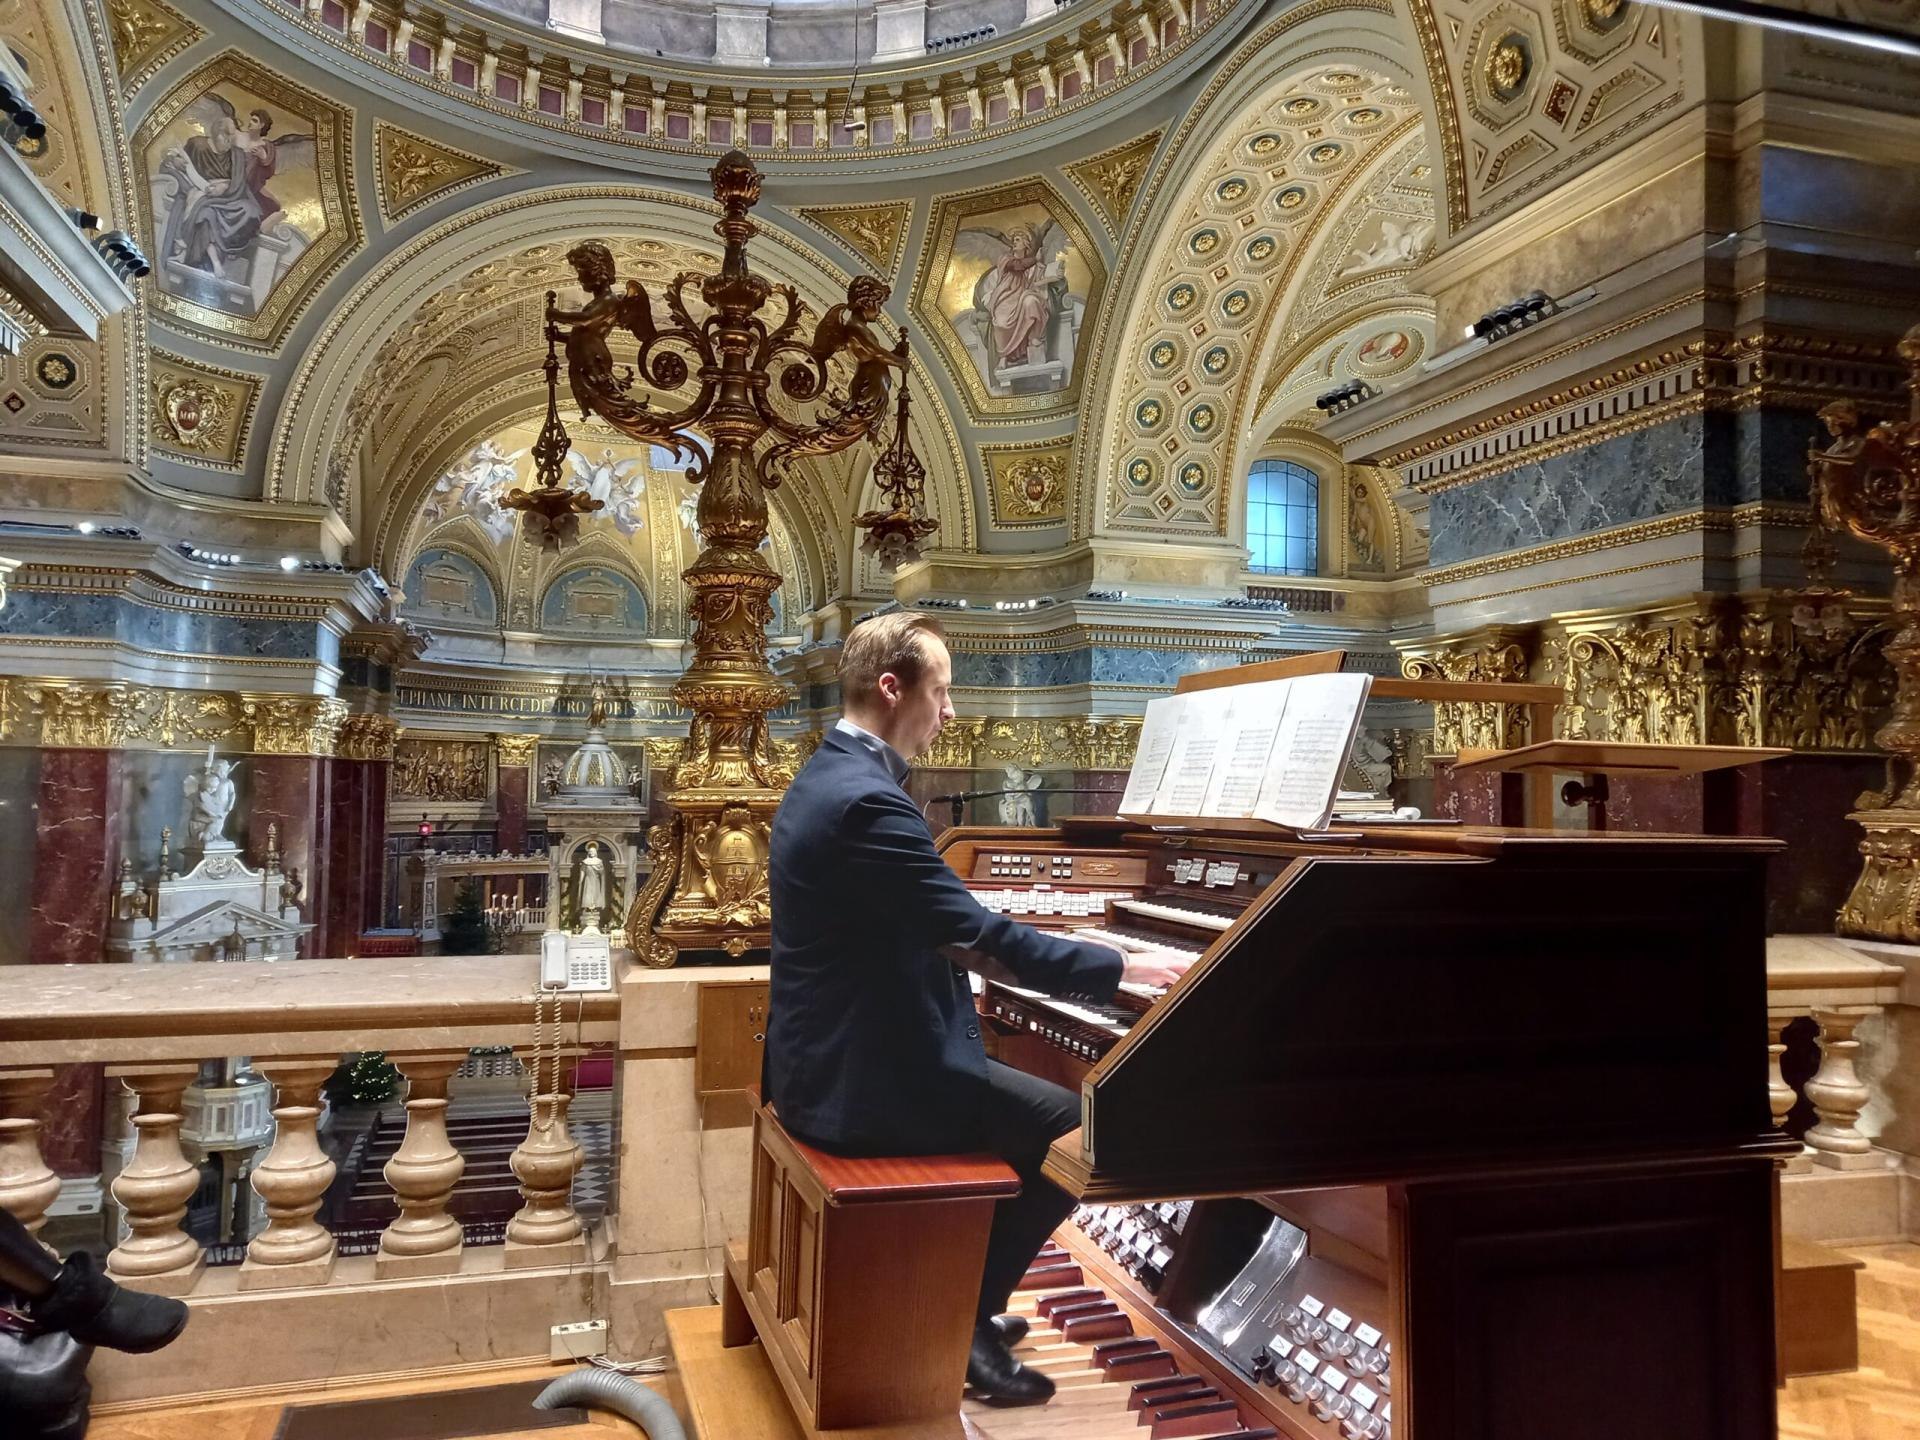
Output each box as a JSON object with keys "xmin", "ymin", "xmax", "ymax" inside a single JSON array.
[{"xmin": 1244, "ymin": 460, "xmax": 1319, "ymax": 577}]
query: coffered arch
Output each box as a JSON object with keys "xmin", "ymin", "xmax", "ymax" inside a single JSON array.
[{"xmin": 266, "ymin": 182, "xmax": 976, "ymax": 571}]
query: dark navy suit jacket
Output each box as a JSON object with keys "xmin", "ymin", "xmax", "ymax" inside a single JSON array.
[{"xmin": 764, "ymin": 726, "xmax": 1126, "ymax": 1152}]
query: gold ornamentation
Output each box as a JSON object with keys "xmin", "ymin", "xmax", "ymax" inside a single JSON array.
[
  {"xmin": 912, "ymin": 717, "xmax": 1144, "ymax": 771},
  {"xmin": 392, "ymin": 739, "xmax": 490, "ymax": 800},
  {"xmin": 791, "ymin": 202, "xmax": 914, "ymax": 280},
  {"xmin": 373, "ymin": 122, "xmax": 505, "ymax": 225},
  {"xmin": 1063, "ymin": 129, "xmax": 1164, "ymax": 238},
  {"xmin": 1401, "ymin": 632, "xmax": 1535, "ymax": 753},
  {"xmin": 155, "ymin": 379, "xmax": 227, "ymax": 451},
  {"xmin": 337, "ymin": 713, "xmax": 402, "ymax": 761},
  {"xmin": 146, "ymin": 352, "xmax": 258, "ymax": 467},
  {"xmin": 984, "ymin": 438, "xmax": 1073, "ymax": 528},
  {"xmin": 103, "ymin": 0, "xmax": 199, "ymax": 95},
  {"xmin": 1485, "ymin": 38, "xmax": 1530, "ymax": 99},
  {"xmin": 243, "ymin": 696, "xmax": 349, "ymax": 756},
  {"xmin": 493, "ymin": 732, "xmax": 541, "ymax": 767}
]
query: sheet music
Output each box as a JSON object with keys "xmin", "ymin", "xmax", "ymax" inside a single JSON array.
[
  {"xmin": 1119, "ymin": 693, "xmax": 1187, "ymax": 814},
  {"xmin": 1149, "ymin": 688, "xmax": 1237, "ymax": 816},
  {"xmin": 1199, "ymin": 680, "xmax": 1293, "ymax": 817},
  {"xmin": 1252, "ymin": 673, "xmax": 1374, "ymax": 830}
]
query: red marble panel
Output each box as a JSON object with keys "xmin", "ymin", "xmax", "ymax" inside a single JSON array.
[
  {"xmin": 29, "ymin": 748, "xmax": 118, "ymax": 1174},
  {"xmin": 497, "ymin": 763, "xmax": 529, "ymax": 854}
]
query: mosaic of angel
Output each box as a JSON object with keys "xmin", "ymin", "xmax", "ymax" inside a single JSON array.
[
  {"xmin": 149, "ymin": 90, "xmax": 320, "ymax": 319},
  {"xmin": 944, "ymin": 207, "xmax": 1092, "ymax": 399},
  {"xmin": 422, "ymin": 440, "xmax": 523, "ymax": 544}
]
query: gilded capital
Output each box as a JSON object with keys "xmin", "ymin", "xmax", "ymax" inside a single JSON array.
[
  {"xmin": 494, "ymin": 732, "xmax": 541, "ymax": 767},
  {"xmin": 338, "ymin": 713, "xmax": 404, "ymax": 761}
]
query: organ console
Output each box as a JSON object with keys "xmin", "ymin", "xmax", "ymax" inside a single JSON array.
[{"xmin": 934, "ymin": 688, "xmax": 1791, "ymax": 1440}]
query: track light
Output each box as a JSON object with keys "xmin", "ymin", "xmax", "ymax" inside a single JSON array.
[
  {"xmin": 927, "ymin": 24, "xmax": 997, "ymax": 52},
  {"xmin": 1315, "ymin": 380, "xmax": 1377, "ymax": 415},
  {"xmin": 1469, "ymin": 290, "xmax": 1555, "ymax": 341}
]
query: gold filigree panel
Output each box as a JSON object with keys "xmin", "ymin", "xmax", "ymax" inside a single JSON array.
[
  {"xmin": 983, "ymin": 436, "xmax": 1073, "ymax": 528},
  {"xmin": 1063, "ymin": 128, "xmax": 1164, "ymax": 240},
  {"xmin": 0, "ymin": 678, "xmax": 350, "ymax": 755},
  {"xmin": 913, "ymin": 177, "xmax": 1106, "ymax": 422},
  {"xmin": 916, "ymin": 717, "xmax": 1143, "ymax": 771},
  {"xmin": 103, "ymin": 0, "xmax": 200, "ymax": 96},
  {"xmin": 135, "ymin": 51, "xmax": 362, "ymax": 350},
  {"xmin": 373, "ymin": 121, "xmax": 507, "ymax": 225},
  {"xmin": 789, "ymin": 201, "xmax": 914, "ymax": 280},
  {"xmin": 0, "ymin": 336, "xmax": 105, "ymax": 450},
  {"xmin": 392, "ymin": 737, "xmax": 490, "ymax": 800},
  {"xmin": 148, "ymin": 350, "xmax": 260, "ymax": 468},
  {"xmin": 1403, "ymin": 595, "xmax": 1894, "ymax": 756}
]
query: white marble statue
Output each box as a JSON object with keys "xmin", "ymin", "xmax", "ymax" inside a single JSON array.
[
  {"xmin": 997, "ymin": 766, "xmax": 1042, "ymax": 828},
  {"xmin": 576, "ymin": 840, "xmax": 608, "ymax": 932},
  {"xmin": 184, "ymin": 746, "xmax": 238, "ymax": 852}
]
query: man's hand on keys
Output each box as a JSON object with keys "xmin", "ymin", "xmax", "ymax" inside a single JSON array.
[{"xmin": 1121, "ymin": 950, "xmax": 1194, "ymax": 991}]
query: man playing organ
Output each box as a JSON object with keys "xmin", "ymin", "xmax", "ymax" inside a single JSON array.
[{"xmin": 763, "ymin": 610, "xmax": 1192, "ymax": 1405}]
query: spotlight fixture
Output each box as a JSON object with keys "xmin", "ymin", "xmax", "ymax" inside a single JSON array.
[
  {"xmin": 0, "ymin": 75, "xmax": 45, "ymax": 145},
  {"xmin": 94, "ymin": 231, "xmax": 151, "ymax": 281},
  {"xmin": 927, "ymin": 24, "xmax": 998, "ymax": 52},
  {"xmin": 63, "ymin": 206, "xmax": 100, "ymax": 233},
  {"xmin": 279, "ymin": 555, "xmax": 301, "ymax": 571},
  {"xmin": 1468, "ymin": 290, "xmax": 1555, "ymax": 342},
  {"xmin": 1314, "ymin": 379, "xmax": 1377, "ymax": 415},
  {"xmin": 179, "ymin": 544, "xmax": 241, "ymax": 565},
  {"xmin": 75, "ymin": 521, "xmax": 96, "ymax": 534}
]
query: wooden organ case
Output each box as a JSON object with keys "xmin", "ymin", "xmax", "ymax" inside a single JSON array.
[{"xmin": 938, "ymin": 789, "xmax": 1788, "ymax": 1438}]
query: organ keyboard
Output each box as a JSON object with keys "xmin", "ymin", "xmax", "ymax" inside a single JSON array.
[{"xmin": 937, "ymin": 813, "xmax": 1791, "ymax": 1440}]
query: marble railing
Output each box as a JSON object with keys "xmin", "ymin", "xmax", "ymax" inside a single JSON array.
[
  {"xmin": 0, "ymin": 957, "xmax": 617, "ymax": 1297},
  {"xmin": 1766, "ymin": 935, "xmax": 1904, "ymax": 1173}
]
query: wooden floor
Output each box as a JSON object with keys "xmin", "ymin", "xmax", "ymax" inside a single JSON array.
[
  {"xmin": 1782, "ymin": 1244, "xmax": 1920, "ymax": 1439},
  {"xmin": 86, "ymin": 1359, "xmax": 668, "ymax": 1440}
]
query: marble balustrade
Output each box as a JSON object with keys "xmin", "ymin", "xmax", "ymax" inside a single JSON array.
[
  {"xmin": 1766, "ymin": 936, "xmax": 1904, "ymax": 1174},
  {"xmin": 0, "ymin": 956, "xmax": 617, "ymax": 1298}
]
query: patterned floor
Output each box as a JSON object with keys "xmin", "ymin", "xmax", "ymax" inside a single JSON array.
[{"xmin": 1782, "ymin": 1244, "xmax": 1920, "ymax": 1439}]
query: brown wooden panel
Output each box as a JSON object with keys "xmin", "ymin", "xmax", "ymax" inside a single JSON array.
[
  {"xmin": 773, "ymin": 1114, "xmax": 1020, "ymax": 1204},
  {"xmin": 697, "ymin": 980, "xmax": 770, "ymax": 1097}
]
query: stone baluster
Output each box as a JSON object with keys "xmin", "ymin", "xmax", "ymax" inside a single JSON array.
[
  {"xmin": 1804, "ymin": 1007, "xmax": 1880, "ymax": 1171},
  {"xmin": 104, "ymin": 1065, "xmax": 205, "ymax": 1295},
  {"xmin": 0, "ymin": 1068, "xmax": 61, "ymax": 1242},
  {"xmin": 505, "ymin": 1048, "xmax": 585, "ymax": 1267},
  {"xmin": 240, "ymin": 1057, "xmax": 338, "ymax": 1290},
  {"xmin": 376, "ymin": 1052, "xmax": 468, "ymax": 1278},
  {"xmin": 1766, "ymin": 1014, "xmax": 1812, "ymax": 1175}
]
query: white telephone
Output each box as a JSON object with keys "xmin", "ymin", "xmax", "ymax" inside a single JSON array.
[{"xmin": 539, "ymin": 930, "xmax": 613, "ymax": 992}]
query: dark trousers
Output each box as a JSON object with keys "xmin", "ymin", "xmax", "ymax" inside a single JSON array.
[{"xmin": 973, "ymin": 1059, "xmax": 1080, "ymax": 1325}]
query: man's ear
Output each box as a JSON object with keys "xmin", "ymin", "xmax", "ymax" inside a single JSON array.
[{"xmin": 875, "ymin": 672, "xmax": 901, "ymax": 704}]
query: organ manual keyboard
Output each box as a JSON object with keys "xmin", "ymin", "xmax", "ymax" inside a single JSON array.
[{"xmin": 933, "ymin": 663, "xmax": 1793, "ymax": 1440}]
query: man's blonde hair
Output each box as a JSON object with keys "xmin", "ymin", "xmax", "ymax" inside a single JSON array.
[{"xmin": 840, "ymin": 611, "xmax": 946, "ymax": 706}]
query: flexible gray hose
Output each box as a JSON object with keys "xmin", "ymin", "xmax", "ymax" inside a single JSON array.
[{"xmin": 533, "ymin": 1366, "xmax": 688, "ymax": 1440}]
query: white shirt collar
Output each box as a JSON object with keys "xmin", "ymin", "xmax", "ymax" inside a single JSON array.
[{"xmin": 834, "ymin": 716, "xmax": 911, "ymax": 785}]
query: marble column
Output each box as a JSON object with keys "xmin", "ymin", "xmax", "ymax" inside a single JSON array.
[
  {"xmin": 253, "ymin": 753, "xmax": 328, "ymax": 900},
  {"xmin": 30, "ymin": 748, "xmax": 120, "ymax": 1175},
  {"xmin": 495, "ymin": 735, "xmax": 538, "ymax": 855}
]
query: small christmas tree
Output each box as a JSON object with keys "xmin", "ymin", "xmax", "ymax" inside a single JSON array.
[
  {"xmin": 344, "ymin": 1051, "xmax": 401, "ymax": 1104},
  {"xmin": 440, "ymin": 877, "xmax": 492, "ymax": 955}
]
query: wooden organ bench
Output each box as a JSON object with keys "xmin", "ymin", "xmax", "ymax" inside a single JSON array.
[{"xmin": 721, "ymin": 1095, "xmax": 1020, "ymax": 1431}]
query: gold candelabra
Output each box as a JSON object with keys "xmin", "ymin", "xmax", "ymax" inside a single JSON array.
[
  {"xmin": 1812, "ymin": 324, "xmax": 1920, "ymax": 941},
  {"xmin": 537, "ymin": 151, "xmax": 927, "ymax": 963}
]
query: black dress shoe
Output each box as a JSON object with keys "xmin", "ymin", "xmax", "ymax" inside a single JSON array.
[
  {"xmin": 990, "ymin": 1313, "xmax": 1030, "ymax": 1345},
  {"xmin": 966, "ymin": 1322, "xmax": 1055, "ymax": 1405},
  {"xmin": 30, "ymin": 1250, "xmax": 189, "ymax": 1354}
]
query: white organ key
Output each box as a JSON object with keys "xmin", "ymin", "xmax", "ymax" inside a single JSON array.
[{"xmin": 1115, "ymin": 898, "xmax": 1233, "ymax": 932}]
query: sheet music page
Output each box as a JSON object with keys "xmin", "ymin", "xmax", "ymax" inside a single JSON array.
[
  {"xmin": 1118, "ymin": 692, "xmax": 1187, "ymax": 814},
  {"xmin": 1252, "ymin": 673, "xmax": 1374, "ymax": 830},
  {"xmin": 1199, "ymin": 679, "xmax": 1294, "ymax": 817},
  {"xmin": 1151, "ymin": 686, "xmax": 1238, "ymax": 816}
]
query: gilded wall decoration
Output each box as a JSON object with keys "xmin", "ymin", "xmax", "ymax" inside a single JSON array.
[
  {"xmin": 916, "ymin": 717, "xmax": 1143, "ymax": 771},
  {"xmin": 984, "ymin": 437, "xmax": 1073, "ymax": 528},
  {"xmin": 1404, "ymin": 595, "xmax": 1893, "ymax": 758},
  {"xmin": 391, "ymin": 738, "xmax": 490, "ymax": 800},
  {"xmin": 0, "ymin": 679, "xmax": 351, "ymax": 754},
  {"xmin": 147, "ymin": 351, "xmax": 259, "ymax": 467},
  {"xmin": 915, "ymin": 179, "xmax": 1105, "ymax": 420},
  {"xmin": 337, "ymin": 713, "xmax": 403, "ymax": 760},
  {"xmin": 1, "ymin": 0, "xmax": 98, "ymax": 209},
  {"xmin": 790, "ymin": 201, "xmax": 914, "ymax": 280},
  {"xmin": 135, "ymin": 52, "xmax": 361, "ymax": 349},
  {"xmin": 373, "ymin": 121, "xmax": 507, "ymax": 225},
  {"xmin": 0, "ymin": 336, "xmax": 105, "ymax": 450},
  {"xmin": 103, "ymin": 0, "xmax": 200, "ymax": 96},
  {"xmin": 1347, "ymin": 476, "xmax": 1385, "ymax": 573},
  {"xmin": 1062, "ymin": 128, "xmax": 1164, "ymax": 239}
]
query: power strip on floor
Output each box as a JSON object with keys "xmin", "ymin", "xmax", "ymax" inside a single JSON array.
[{"xmin": 550, "ymin": 1319, "xmax": 609, "ymax": 1361}]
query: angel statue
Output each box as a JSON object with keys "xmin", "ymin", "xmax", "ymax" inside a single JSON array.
[
  {"xmin": 997, "ymin": 766, "xmax": 1043, "ymax": 828},
  {"xmin": 151, "ymin": 95, "xmax": 315, "ymax": 317},
  {"xmin": 954, "ymin": 220, "xmax": 1079, "ymax": 395},
  {"xmin": 566, "ymin": 446, "xmax": 647, "ymax": 536},
  {"xmin": 183, "ymin": 746, "xmax": 238, "ymax": 851},
  {"xmin": 807, "ymin": 275, "xmax": 908, "ymax": 416}
]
